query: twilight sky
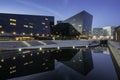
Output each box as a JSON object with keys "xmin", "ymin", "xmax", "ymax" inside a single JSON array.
[{"xmin": 0, "ymin": 0, "xmax": 120, "ymax": 27}]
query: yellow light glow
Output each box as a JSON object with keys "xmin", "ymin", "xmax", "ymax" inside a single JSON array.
[
  {"xmin": 10, "ymin": 22, "xmax": 16, "ymax": 26},
  {"xmin": 45, "ymin": 18, "xmax": 48, "ymax": 20},
  {"xmin": 42, "ymin": 22, "xmax": 45, "ymax": 25},
  {"xmin": 42, "ymin": 34, "xmax": 45, "ymax": 37},
  {"xmin": 22, "ymin": 55, "xmax": 25, "ymax": 58},
  {"xmin": 22, "ymin": 32, "xmax": 26, "ymax": 35},
  {"xmin": 30, "ymin": 53, "xmax": 33, "ymax": 56},
  {"xmin": 10, "ymin": 18, "xmax": 16, "ymax": 22},
  {"xmin": 13, "ymin": 57, "xmax": 16, "ymax": 60},
  {"xmin": 0, "ymin": 25, "xmax": 2, "ymax": 28},
  {"xmin": 1, "ymin": 31, "xmax": 4, "ymax": 34},
  {"xmin": 13, "ymin": 32, "xmax": 16, "ymax": 35},
  {"xmin": 36, "ymin": 33, "xmax": 39, "ymax": 36},
  {"xmin": 73, "ymin": 46, "xmax": 75, "ymax": 49},
  {"xmin": 39, "ymin": 47, "xmax": 42, "ymax": 51},
  {"xmin": 45, "ymin": 26, "xmax": 48, "ymax": 28},
  {"xmin": 19, "ymin": 48, "xmax": 22, "ymax": 51},
  {"xmin": 1, "ymin": 59, "xmax": 4, "ymax": 62},
  {"xmin": 0, "ymin": 65, "xmax": 2, "ymax": 68},
  {"xmin": 57, "ymin": 46, "xmax": 60, "ymax": 50}
]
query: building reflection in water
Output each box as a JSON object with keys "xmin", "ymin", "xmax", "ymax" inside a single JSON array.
[
  {"xmin": 54, "ymin": 48, "xmax": 93, "ymax": 75},
  {"xmin": 0, "ymin": 48, "xmax": 93, "ymax": 80},
  {"xmin": 0, "ymin": 50, "xmax": 55, "ymax": 80}
]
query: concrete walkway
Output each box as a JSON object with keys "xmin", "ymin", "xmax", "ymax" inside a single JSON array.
[
  {"xmin": 0, "ymin": 40, "xmax": 100, "ymax": 50},
  {"xmin": 108, "ymin": 41, "xmax": 120, "ymax": 80}
]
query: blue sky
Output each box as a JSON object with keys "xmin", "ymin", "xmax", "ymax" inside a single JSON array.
[{"xmin": 0, "ymin": 0, "xmax": 120, "ymax": 27}]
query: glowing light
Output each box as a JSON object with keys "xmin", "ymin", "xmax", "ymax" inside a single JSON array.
[
  {"xmin": 30, "ymin": 33, "xmax": 33, "ymax": 36},
  {"xmin": 13, "ymin": 57, "xmax": 16, "ymax": 60},
  {"xmin": 86, "ymin": 45, "xmax": 88, "ymax": 48},
  {"xmin": 30, "ymin": 53, "xmax": 33, "ymax": 56},
  {"xmin": 39, "ymin": 47, "xmax": 42, "ymax": 51},
  {"xmin": 73, "ymin": 46, "xmax": 75, "ymax": 49},
  {"xmin": 18, "ymin": 48, "xmax": 22, "ymax": 52},
  {"xmin": 0, "ymin": 65, "xmax": 2, "ymax": 68},
  {"xmin": 22, "ymin": 55, "xmax": 25, "ymax": 58},
  {"xmin": 13, "ymin": 32, "xmax": 16, "ymax": 35},
  {"xmin": 57, "ymin": 46, "xmax": 60, "ymax": 50},
  {"xmin": 1, "ymin": 59, "xmax": 4, "ymax": 62},
  {"xmin": 37, "ymin": 52, "xmax": 39, "ymax": 55},
  {"xmin": 1, "ymin": 31, "xmax": 4, "ymax": 34},
  {"xmin": 22, "ymin": 32, "xmax": 26, "ymax": 35}
]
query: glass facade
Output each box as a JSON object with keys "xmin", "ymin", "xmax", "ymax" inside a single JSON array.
[{"xmin": 64, "ymin": 10, "xmax": 93, "ymax": 34}]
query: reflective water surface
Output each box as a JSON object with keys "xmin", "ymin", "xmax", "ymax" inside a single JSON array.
[{"xmin": 0, "ymin": 46, "xmax": 118, "ymax": 80}]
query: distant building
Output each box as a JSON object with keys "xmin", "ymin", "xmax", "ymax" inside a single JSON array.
[
  {"xmin": 92, "ymin": 28, "xmax": 104, "ymax": 37},
  {"xmin": 103, "ymin": 26, "xmax": 114, "ymax": 37},
  {"xmin": 64, "ymin": 10, "xmax": 93, "ymax": 35},
  {"xmin": 0, "ymin": 13, "xmax": 54, "ymax": 40},
  {"xmin": 113, "ymin": 26, "xmax": 120, "ymax": 41},
  {"xmin": 92, "ymin": 26, "xmax": 114, "ymax": 40}
]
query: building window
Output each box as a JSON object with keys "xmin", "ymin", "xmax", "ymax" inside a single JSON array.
[
  {"xmin": 42, "ymin": 22, "xmax": 45, "ymax": 25},
  {"xmin": 10, "ymin": 18, "xmax": 16, "ymax": 22},
  {"xmin": 45, "ymin": 26, "xmax": 48, "ymax": 28},
  {"xmin": 29, "ymin": 26, "xmax": 33, "ymax": 28},
  {"xmin": 0, "ymin": 25, "xmax": 2, "ymax": 28},
  {"xmin": 45, "ymin": 18, "xmax": 48, "ymax": 20},
  {"xmin": 10, "ymin": 22, "xmax": 16, "ymax": 26},
  {"xmin": 24, "ymin": 25, "xmax": 28, "ymax": 28}
]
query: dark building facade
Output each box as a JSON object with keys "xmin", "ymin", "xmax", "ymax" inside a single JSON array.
[
  {"xmin": 113, "ymin": 26, "xmax": 120, "ymax": 41},
  {"xmin": 64, "ymin": 10, "xmax": 93, "ymax": 35},
  {"xmin": 51, "ymin": 23, "xmax": 80, "ymax": 39},
  {"xmin": 0, "ymin": 13, "xmax": 54, "ymax": 40}
]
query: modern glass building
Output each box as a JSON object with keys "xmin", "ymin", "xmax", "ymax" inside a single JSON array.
[
  {"xmin": 0, "ymin": 13, "xmax": 54, "ymax": 40},
  {"xmin": 64, "ymin": 10, "xmax": 93, "ymax": 35}
]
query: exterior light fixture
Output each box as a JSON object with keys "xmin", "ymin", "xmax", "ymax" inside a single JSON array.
[
  {"xmin": 18, "ymin": 48, "xmax": 22, "ymax": 52},
  {"xmin": 39, "ymin": 47, "xmax": 42, "ymax": 51}
]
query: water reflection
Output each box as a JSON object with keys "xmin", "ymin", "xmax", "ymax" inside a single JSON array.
[
  {"xmin": 0, "ymin": 47, "xmax": 118, "ymax": 80},
  {"xmin": 54, "ymin": 48, "xmax": 93, "ymax": 75},
  {"xmin": 0, "ymin": 50, "xmax": 54, "ymax": 80}
]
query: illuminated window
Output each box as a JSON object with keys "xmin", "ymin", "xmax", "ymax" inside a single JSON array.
[
  {"xmin": 29, "ymin": 26, "xmax": 33, "ymax": 28},
  {"xmin": 24, "ymin": 25, "xmax": 28, "ymax": 28},
  {"xmin": 13, "ymin": 32, "xmax": 16, "ymax": 35},
  {"xmin": 10, "ymin": 66, "xmax": 16, "ymax": 70},
  {"xmin": 42, "ymin": 34, "xmax": 45, "ymax": 37},
  {"xmin": 0, "ymin": 25, "xmax": 2, "ymax": 28},
  {"xmin": 45, "ymin": 18, "xmax": 48, "ymax": 20},
  {"xmin": 78, "ymin": 24, "xmax": 82, "ymax": 27},
  {"xmin": 45, "ymin": 26, "xmax": 48, "ymax": 28},
  {"xmin": 36, "ymin": 33, "xmax": 39, "ymax": 36},
  {"xmin": 10, "ymin": 22, "xmax": 16, "ymax": 26},
  {"xmin": 10, "ymin": 70, "xmax": 16, "ymax": 74},
  {"xmin": 42, "ymin": 22, "xmax": 45, "ymax": 25},
  {"xmin": 10, "ymin": 18, "xmax": 16, "ymax": 22}
]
